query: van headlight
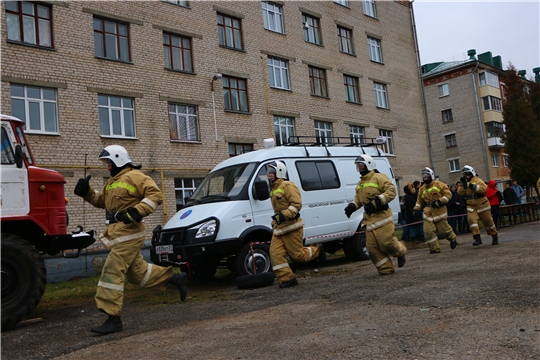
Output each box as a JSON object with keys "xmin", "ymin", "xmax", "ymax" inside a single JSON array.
[{"xmin": 195, "ymin": 219, "xmax": 217, "ymax": 238}]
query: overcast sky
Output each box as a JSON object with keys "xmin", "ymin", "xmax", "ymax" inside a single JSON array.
[{"xmin": 412, "ymin": 0, "xmax": 540, "ymax": 79}]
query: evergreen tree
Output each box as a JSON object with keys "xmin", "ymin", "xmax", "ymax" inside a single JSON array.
[{"xmin": 502, "ymin": 65, "xmax": 540, "ymax": 199}]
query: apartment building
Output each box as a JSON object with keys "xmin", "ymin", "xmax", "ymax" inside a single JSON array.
[{"xmin": 1, "ymin": 0, "xmax": 429, "ymax": 232}]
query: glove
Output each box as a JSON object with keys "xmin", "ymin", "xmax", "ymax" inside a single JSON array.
[
  {"xmin": 344, "ymin": 203, "xmax": 356, "ymax": 218},
  {"xmin": 468, "ymin": 182, "xmax": 476, "ymax": 190},
  {"xmin": 413, "ymin": 210, "xmax": 422, "ymax": 220},
  {"xmin": 271, "ymin": 212, "xmax": 286, "ymax": 225},
  {"xmin": 74, "ymin": 175, "xmax": 91, "ymax": 197},
  {"xmin": 460, "ymin": 177, "xmax": 467, "ymax": 186},
  {"xmin": 431, "ymin": 200, "xmax": 442, "ymax": 208},
  {"xmin": 126, "ymin": 207, "xmax": 143, "ymax": 222},
  {"xmin": 365, "ymin": 197, "xmax": 382, "ymax": 214},
  {"xmin": 114, "ymin": 210, "xmax": 136, "ymax": 225}
]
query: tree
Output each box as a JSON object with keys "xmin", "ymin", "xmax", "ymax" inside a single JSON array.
[{"xmin": 502, "ymin": 65, "xmax": 540, "ymax": 200}]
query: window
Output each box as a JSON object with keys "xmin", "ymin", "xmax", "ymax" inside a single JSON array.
[
  {"xmin": 174, "ymin": 178, "xmax": 203, "ymax": 211},
  {"xmin": 93, "ymin": 17, "xmax": 130, "ymax": 61},
  {"xmin": 274, "ymin": 116, "xmax": 295, "ymax": 145},
  {"xmin": 373, "ymin": 82, "xmax": 388, "ymax": 108},
  {"xmin": 5, "ymin": 1, "xmax": 52, "ymax": 47},
  {"xmin": 334, "ymin": 0, "xmax": 349, "ymax": 6},
  {"xmin": 168, "ymin": 103, "xmax": 198, "ymax": 141},
  {"xmin": 98, "ymin": 94, "xmax": 135, "ymax": 138},
  {"xmin": 302, "ymin": 14, "xmax": 321, "ymax": 45},
  {"xmin": 363, "ymin": 0, "xmax": 377, "ymax": 18},
  {"xmin": 503, "ymin": 155, "xmax": 509, "ymax": 167},
  {"xmin": 163, "ymin": 33, "xmax": 193, "ymax": 72},
  {"xmin": 445, "ymin": 133, "xmax": 457, "ymax": 147},
  {"xmin": 441, "ymin": 109, "xmax": 453, "ymax": 123},
  {"xmin": 1, "ymin": 128, "xmax": 16, "ymax": 165},
  {"xmin": 479, "ymin": 71, "xmax": 499, "ymax": 87},
  {"xmin": 338, "ymin": 26, "xmax": 354, "ymax": 55},
  {"xmin": 367, "ymin": 37, "xmax": 382, "ymax": 63},
  {"xmin": 309, "ymin": 66, "xmax": 328, "ymax": 97},
  {"xmin": 438, "ymin": 83, "xmax": 449, "ymax": 97},
  {"xmin": 217, "ymin": 13, "xmax": 243, "ymax": 50},
  {"xmin": 163, "ymin": 0, "xmax": 188, "ymax": 6},
  {"xmin": 268, "ymin": 57, "xmax": 290, "ymax": 90},
  {"xmin": 296, "ymin": 161, "xmax": 340, "ymax": 191},
  {"xmin": 229, "ymin": 143, "xmax": 253, "ymax": 156},
  {"xmin": 314, "ymin": 120, "xmax": 333, "ymax": 144},
  {"xmin": 379, "ymin": 129, "xmax": 394, "ymax": 154},
  {"xmin": 10, "ymin": 84, "xmax": 58, "ymax": 134},
  {"xmin": 491, "ymin": 154, "xmax": 500, "ymax": 167},
  {"xmin": 344, "ymin": 75, "xmax": 360, "ymax": 103},
  {"xmin": 349, "ymin": 125, "xmax": 365, "ymax": 144},
  {"xmin": 486, "ymin": 121, "xmax": 504, "ymax": 137},
  {"xmin": 448, "ymin": 158, "xmax": 460, "ymax": 173},
  {"xmin": 482, "ymin": 96, "xmax": 503, "ymax": 111},
  {"xmin": 262, "ymin": 2, "xmax": 283, "ymax": 34},
  {"xmin": 222, "ymin": 76, "xmax": 249, "ymax": 112}
]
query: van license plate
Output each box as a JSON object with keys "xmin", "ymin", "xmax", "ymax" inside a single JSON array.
[{"xmin": 156, "ymin": 245, "xmax": 173, "ymax": 254}]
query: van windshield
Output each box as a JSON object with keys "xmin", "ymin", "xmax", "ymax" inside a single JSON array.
[{"xmin": 188, "ymin": 162, "xmax": 257, "ymax": 204}]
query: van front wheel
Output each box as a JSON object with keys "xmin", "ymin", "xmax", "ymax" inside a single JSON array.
[
  {"xmin": 236, "ymin": 243, "xmax": 272, "ymax": 276},
  {"xmin": 343, "ymin": 227, "xmax": 370, "ymax": 261}
]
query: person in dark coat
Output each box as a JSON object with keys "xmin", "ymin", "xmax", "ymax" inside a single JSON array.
[
  {"xmin": 447, "ymin": 183, "xmax": 461, "ymax": 233},
  {"xmin": 503, "ymin": 182, "xmax": 517, "ymax": 205},
  {"xmin": 401, "ymin": 182, "xmax": 420, "ymax": 241},
  {"xmin": 455, "ymin": 181, "xmax": 469, "ymax": 233}
]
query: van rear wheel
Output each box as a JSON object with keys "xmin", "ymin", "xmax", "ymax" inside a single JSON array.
[
  {"xmin": 343, "ymin": 227, "xmax": 370, "ymax": 261},
  {"xmin": 236, "ymin": 243, "xmax": 272, "ymax": 276}
]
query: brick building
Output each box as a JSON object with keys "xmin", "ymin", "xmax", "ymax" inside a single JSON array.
[{"xmin": 1, "ymin": 0, "xmax": 429, "ymax": 233}]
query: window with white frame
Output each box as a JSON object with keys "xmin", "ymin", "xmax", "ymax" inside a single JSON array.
[
  {"xmin": 491, "ymin": 154, "xmax": 500, "ymax": 167},
  {"xmin": 274, "ymin": 116, "xmax": 295, "ymax": 145},
  {"xmin": 314, "ymin": 120, "xmax": 333, "ymax": 144},
  {"xmin": 482, "ymin": 96, "xmax": 503, "ymax": 111},
  {"xmin": 344, "ymin": 75, "xmax": 360, "ymax": 103},
  {"xmin": 262, "ymin": 2, "xmax": 283, "ymax": 34},
  {"xmin": 373, "ymin": 82, "xmax": 388, "ymax": 108},
  {"xmin": 10, "ymin": 84, "xmax": 58, "ymax": 133},
  {"xmin": 5, "ymin": 1, "xmax": 53, "ymax": 47},
  {"xmin": 268, "ymin": 57, "xmax": 290, "ymax": 90},
  {"xmin": 445, "ymin": 133, "xmax": 457, "ymax": 147},
  {"xmin": 448, "ymin": 158, "xmax": 460, "ymax": 173},
  {"xmin": 334, "ymin": 0, "xmax": 349, "ymax": 6},
  {"xmin": 302, "ymin": 14, "xmax": 321, "ymax": 45},
  {"xmin": 174, "ymin": 178, "xmax": 203, "ymax": 211},
  {"xmin": 479, "ymin": 71, "xmax": 499, "ymax": 87},
  {"xmin": 503, "ymin": 155, "xmax": 509, "ymax": 167},
  {"xmin": 363, "ymin": 0, "xmax": 377, "ymax": 18},
  {"xmin": 98, "ymin": 94, "xmax": 135, "ymax": 138},
  {"xmin": 338, "ymin": 26, "xmax": 354, "ymax": 55},
  {"xmin": 438, "ymin": 83, "xmax": 449, "ymax": 97},
  {"xmin": 378, "ymin": 129, "xmax": 394, "ymax": 154},
  {"xmin": 367, "ymin": 37, "xmax": 382, "ymax": 63},
  {"xmin": 163, "ymin": 0, "xmax": 188, "ymax": 6},
  {"xmin": 168, "ymin": 103, "xmax": 199, "ymax": 142},
  {"xmin": 349, "ymin": 125, "xmax": 365, "ymax": 144}
]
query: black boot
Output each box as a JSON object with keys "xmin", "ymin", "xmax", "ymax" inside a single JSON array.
[
  {"xmin": 317, "ymin": 244, "xmax": 326, "ymax": 265},
  {"xmin": 279, "ymin": 278, "xmax": 298, "ymax": 289},
  {"xmin": 472, "ymin": 234, "xmax": 482, "ymax": 246},
  {"xmin": 169, "ymin": 272, "xmax": 188, "ymax": 301},
  {"xmin": 492, "ymin": 235, "xmax": 499, "ymax": 245},
  {"xmin": 450, "ymin": 239, "xmax": 457, "ymax": 250},
  {"xmin": 397, "ymin": 255, "xmax": 406, "ymax": 268},
  {"xmin": 91, "ymin": 315, "xmax": 123, "ymax": 335}
]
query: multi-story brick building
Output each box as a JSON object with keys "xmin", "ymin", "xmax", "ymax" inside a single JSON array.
[{"xmin": 2, "ymin": 0, "xmax": 429, "ymax": 233}]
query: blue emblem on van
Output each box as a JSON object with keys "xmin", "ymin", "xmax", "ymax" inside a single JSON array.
[{"xmin": 180, "ymin": 210, "xmax": 192, "ymax": 220}]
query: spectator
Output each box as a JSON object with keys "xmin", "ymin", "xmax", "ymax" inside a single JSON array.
[
  {"xmin": 401, "ymin": 183, "xmax": 421, "ymax": 241},
  {"xmin": 455, "ymin": 181, "xmax": 470, "ymax": 233},
  {"xmin": 511, "ymin": 180, "xmax": 524, "ymax": 204},
  {"xmin": 447, "ymin": 183, "xmax": 461, "ymax": 233},
  {"xmin": 503, "ymin": 182, "xmax": 517, "ymax": 205},
  {"xmin": 486, "ymin": 180, "xmax": 502, "ymax": 229}
]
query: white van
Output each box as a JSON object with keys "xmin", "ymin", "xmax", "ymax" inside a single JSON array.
[{"xmin": 150, "ymin": 137, "xmax": 399, "ymax": 280}]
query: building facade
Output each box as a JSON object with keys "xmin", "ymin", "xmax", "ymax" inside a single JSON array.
[{"xmin": 1, "ymin": 0, "xmax": 429, "ymax": 233}]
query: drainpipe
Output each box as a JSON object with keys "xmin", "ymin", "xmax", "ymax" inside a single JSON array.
[
  {"xmin": 471, "ymin": 62, "xmax": 490, "ymax": 178},
  {"xmin": 211, "ymin": 74, "xmax": 222, "ymax": 141},
  {"xmin": 410, "ymin": 1, "xmax": 435, "ymax": 169}
]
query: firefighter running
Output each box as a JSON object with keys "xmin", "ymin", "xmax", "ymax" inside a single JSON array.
[
  {"xmin": 413, "ymin": 167, "xmax": 457, "ymax": 254},
  {"xmin": 457, "ymin": 165, "xmax": 498, "ymax": 246},
  {"xmin": 344, "ymin": 155, "xmax": 406, "ymax": 275},
  {"xmin": 74, "ymin": 145, "xmax": 188, "ymax": 335},
  {"xmin": 267, "ymin": 161, "xmax": 325, "ymax": 288}
]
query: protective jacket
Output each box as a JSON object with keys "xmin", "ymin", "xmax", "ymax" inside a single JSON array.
[
  {"xmin": 352, "ymin": 170, "xmax": 396, "ymax": 232},
  {"xmin": 457, "ymin": 175, "xmax": 488, "ymax": 212},
  {"xmin": 414, "ymin": 180, "xmax": 451, "ymax": 223},
  {"xmin": 270, "ymin": 178, "xmax": 304, "ymax": 236},
  {"xmin": 84, "ymin": 167, "xmax": 163, "ymax": 249}
]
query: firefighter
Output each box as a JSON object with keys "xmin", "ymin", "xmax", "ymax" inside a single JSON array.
[
  {"xmin": 74, "ymin": 145, "xmax": 187, "ymax": 335},
  {"xmin": 343, "ymin": 155, "xmax": 406, "ymax": 274},
  {"xmin": 457, "ymin": 165, "xmax": 498, "ymax": 245},
  {"xmin": 267, "ymin": 161, "xmax": 325, "ymax": 288},
  {"xmin": 413, "ymin": 167, "xmax": 457, "ymax": 254}
]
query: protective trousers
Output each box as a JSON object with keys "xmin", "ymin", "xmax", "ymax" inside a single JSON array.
[
  {"xmin": 424, "ymin": 219, "xmax": 456, "ymax": 253},
  {"xmin": 95, "ymin": 238, "xmax": 173, "ymax": 316},
  {"xmin": 467, "ymin": 208, "xmax": 497, "ymax": 236},
  {"xmin": 366, "ymin": 222, "xmax": 407, "ymax": 275},
  {"xmin": 270, "ymin": 227, "xmax": 320, "ymax": 284}
]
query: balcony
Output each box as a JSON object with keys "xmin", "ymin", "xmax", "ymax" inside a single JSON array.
[{"xmin": 487, "ymin": 136, "xmax": 504, "ymax": 148}]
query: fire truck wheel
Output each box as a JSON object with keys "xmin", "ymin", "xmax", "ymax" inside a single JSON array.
[
  {"xmin": 1, "ymin": 233, "xmax": 46, "ymax": 331},
  {"xmin": 235, "ymin": 272, "xmax": 275, "ymax": 289}
]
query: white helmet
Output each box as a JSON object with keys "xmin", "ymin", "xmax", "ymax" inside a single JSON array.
[
  {"xmin": 268, "ymin": 160, "xmax": 287, "ymax": 179},
  {"xmin": 462, "ymin": 165, "xmax": 476, "ymax": 177},
  {"xmin": 354, "ymin": 155, "xmax": 376, "ymax": 175},
  {"xmin": 99, "ymin": 145, "xmax": 132, "ymax": 167},
  {"xmin": 421, "ymin": 167, "xmax": 435, "ymax": 182}
]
